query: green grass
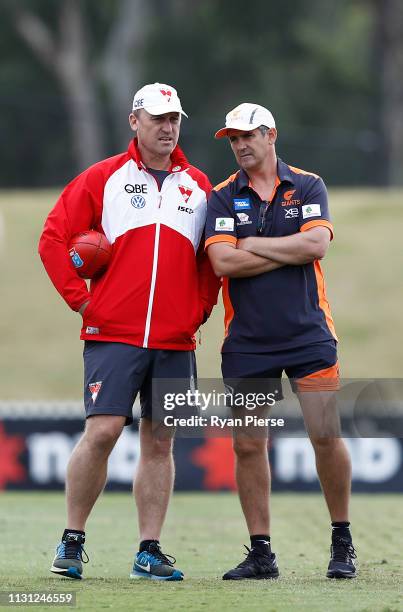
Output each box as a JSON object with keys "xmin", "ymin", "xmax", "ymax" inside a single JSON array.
[
  {"xmin": 0, "ymin": 492, "xmax": 402, "ymax": 611},
  {"xmin": 0, "ymin": 188, "xmax": 403, "ymax": 399}
]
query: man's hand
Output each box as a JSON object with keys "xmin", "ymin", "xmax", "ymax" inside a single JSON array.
[{"xmin": 79, "ymin": 300, "xmax": 90, "ymax": 316}]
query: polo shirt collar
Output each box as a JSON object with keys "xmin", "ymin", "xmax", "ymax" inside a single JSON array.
[
  {"xmin": 277, "ymin": 158, "xmax": 294, "ymax": 184},
  {"xmin": 236, "ymin": 158, "xmax": 295, "ymax": 191}
]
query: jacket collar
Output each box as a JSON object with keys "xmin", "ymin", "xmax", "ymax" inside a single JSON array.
[{"xmin": 128, "ymin": 138, "xmax": 189, "ymax": 173}]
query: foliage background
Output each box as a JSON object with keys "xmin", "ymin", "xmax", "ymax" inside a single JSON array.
[{"xmin": 1, "ymin": 0, "xmax": 402, "ymax": 187}]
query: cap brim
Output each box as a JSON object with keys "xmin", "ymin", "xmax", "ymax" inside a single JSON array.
[
  {"xmin": 143, "ymin": 104, "xmax": 188, "ymax": 118},
  {"xmin": 214, "ymin": 123, "xmax": 260, "ymax": 139},
  {"xmin": 215, "ymin": 121, "xmax": 274, "ymax": 139},
  {"xmin": 214, "ymin": 127, "xmax": 230, "ymax": 139}
]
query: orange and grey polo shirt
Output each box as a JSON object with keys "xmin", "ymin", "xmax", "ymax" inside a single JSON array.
[{"xmin": 205, "ymin": 158, "xmax": 337, "ymax": 353}]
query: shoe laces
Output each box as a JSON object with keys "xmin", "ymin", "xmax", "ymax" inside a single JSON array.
[
  {"xmin": 62, "ymin": 538, "xmax": 89, "ymax": 564},
  {"xmin": 147, "ymin": 542, "xmax": 176, "ymax": 566},
  {"xmin": 236, "ymin": 545, "xmax": 271, "ymax": 569},
  {"xmin": 331, "ymin": 536, "xmax": 357, "ymax": 563}
]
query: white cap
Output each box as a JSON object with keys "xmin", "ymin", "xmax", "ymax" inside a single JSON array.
[
  {"xmin": 132, "ymin": 82, "xmax": 188, "ymax": 118},
  {"xmin": 215, "ymin": 103, "xmax": 275, "ymax": 138}
]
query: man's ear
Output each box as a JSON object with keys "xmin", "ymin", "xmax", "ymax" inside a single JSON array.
[
  {"xmin": 268, "ymin": 128, "xmax": 277, "ymax": 145},
  {"xmin": 129, "ymin": 112, "xmax": 138, "ymax": 132}
]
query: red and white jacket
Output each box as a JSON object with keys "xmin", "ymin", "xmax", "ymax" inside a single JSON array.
[{"xmin": 38, "ymin": 139, "xmax": 220, "ymax": 350}]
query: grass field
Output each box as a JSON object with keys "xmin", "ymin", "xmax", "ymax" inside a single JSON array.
[
  {"xmin": 0, "ymin": 188, "xmax": 403, "ymax": 400},
  {"xmin": 1, "ymin": 492, "xmax": 402, "ymax": 611}
]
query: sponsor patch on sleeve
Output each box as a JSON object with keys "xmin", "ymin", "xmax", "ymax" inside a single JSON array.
[
  {"xmin": 302, "ymin": 204, "xmax": 321, "ymax": 219},
  {"xmin": 215, "ymin": 217, "xmax": 235, "ymax": 231},
  {"xmin": 233, "ymin": 198, "xmax": 251, "ymax": 211}
]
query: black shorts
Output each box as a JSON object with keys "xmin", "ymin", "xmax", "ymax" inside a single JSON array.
[
  {"xmin": 83, "ymin": 341, "xmax": 197, "ymax": 425},
  {"xmin": 222, "ymin": 340, "xmax": 339, "ymax": 399}
]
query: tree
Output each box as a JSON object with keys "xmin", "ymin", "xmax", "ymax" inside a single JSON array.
[
  {"xmin": 0, "ymin": 0, "xmax": 394, "ymax": 186},
  {"xmin": 100, "ymin": 0, "xmax": 152, "ymax": 150},
  {"xmin": 6, "ymin": 0, "xmax": 152, "ymax": 172},
  {"xmin": 372, "ymin": 0, "xmax": 403, "ymax": 185},
  {"xmin": 10, "ymin": 0, "xmax": 105, "ymax": 170}
]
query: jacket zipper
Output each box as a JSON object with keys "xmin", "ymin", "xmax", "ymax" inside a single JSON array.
[
  {"xmin": 142, "ymin": 174, "xmax": 171, "ymax": 347},
  {"xmin": 143, "ymin": 222, "xmax": 160, "ymax": 348}
]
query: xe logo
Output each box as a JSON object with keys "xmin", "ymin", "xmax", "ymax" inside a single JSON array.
[
  {"xmin": 179, "ymin": 185, "xmax": 193, "ymax": 203},
  {"xmin": 160, "ymin": 89, "xmax": 172, "ymax": 100},
  {"xmin": 285, "ymin": 208, "xmax": 299, "ymax": 219}
]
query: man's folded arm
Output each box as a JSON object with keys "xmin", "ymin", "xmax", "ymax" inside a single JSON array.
[
  {"xmin": 207, "ymin": 241, "xmax": 283, "ymax": 278},
  {"xmin": 237, "ymin": 226, "xmax": 331, "ymax": 265}
]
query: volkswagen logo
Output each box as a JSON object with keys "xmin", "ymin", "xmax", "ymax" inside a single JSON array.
[{"xmin": 131, "ymin": 195, "xmax": 146, "ymax": 209}]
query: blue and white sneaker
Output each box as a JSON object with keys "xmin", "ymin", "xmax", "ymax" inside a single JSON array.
[
  {"xmin": 50, "ymin": 531, "xmax": 89, "ymax": 580},
  {"xmin": 130, "ymin": 542, "xmax": 184, "ymax": 581}
]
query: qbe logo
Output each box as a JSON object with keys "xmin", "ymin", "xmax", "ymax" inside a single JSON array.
[{"xmin": 131, "ymin": 195, "xmax": 146, "ymax": 209}]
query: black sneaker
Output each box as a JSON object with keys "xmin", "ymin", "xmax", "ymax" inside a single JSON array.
[
  {"xmin": 50, "ymin": 532, "xmax": 89, "ymax": 580},
  {"xmin": 327, "ymin": 536, "xmax": 357, "ymax": 579},
  {"xmin": 223, "ymin": 545, "xmax": 279, "ymax": 580}
]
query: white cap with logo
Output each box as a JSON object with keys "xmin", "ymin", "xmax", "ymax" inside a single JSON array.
[
  {"xmin": 132, "ymin": 82, "xmax": 188, "ymax": 118},
  {"xmin": 215, "ymin": 103, "xmax": 276, "ymax": 138}
]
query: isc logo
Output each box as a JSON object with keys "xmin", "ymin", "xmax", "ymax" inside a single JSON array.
[{"xmin": 178, "ymin": 206, "xmax": 194, "ymax": 214}]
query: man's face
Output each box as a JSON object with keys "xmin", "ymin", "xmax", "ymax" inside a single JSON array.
[
  {"xmin": 228, "ymin": 127, "xmax": 276, "ymax": 171},
  {"xmin": 129, "ymin": 110, "xmax": 181, "ymax": 158}
]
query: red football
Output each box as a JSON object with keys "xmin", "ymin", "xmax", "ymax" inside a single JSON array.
[{"xmin": 68, "ymin": 230, "xmax": 112, "ymax": 279}]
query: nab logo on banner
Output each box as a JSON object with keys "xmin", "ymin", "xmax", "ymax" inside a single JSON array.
[
  {"xmin": 273, "ymin": 438, "xmax": 402, "ymax": 485},
  {"xmin": 26, "ymin": 429, "xmax": 140, "ymax": 485},
  {"xmin": 2, "ymin": 410, "xmax": 403, "ymax": 491}
]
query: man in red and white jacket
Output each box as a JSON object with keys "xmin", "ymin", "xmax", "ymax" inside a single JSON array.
[{"xmin": 39, "ymin": 82, "xmax": 220, "ymax": 582}]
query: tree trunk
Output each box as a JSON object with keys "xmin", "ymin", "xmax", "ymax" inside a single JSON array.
[
  {"xmin": 374, "ymin": 0, "xmax": 403, "ymax": 185},
  {"xmin": 56, "ymin": 0, "xmax": 105, "ymax": 170},
  {"xmin": 13, "ymin": 0, "xmax": 105, "ymax": 173},
  {"xmin": 101, "ymin": 0, "xmax": 152, "ymax": 150}
]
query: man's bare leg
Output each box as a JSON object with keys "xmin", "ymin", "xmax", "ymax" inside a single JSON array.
[
  {"xmin": 233, "ymin": 434, "xmax": 271, "ymax": 535},
  {"xmin": 66, "ymin": 415, "xmax": 126, "ymax": 530},
  {"xmin": 222, "ymin": 427, "xmax": 279, "ymax": 581},
  {"xmin": 298, "ymin": 391, "xmax": 351, "ymax": 521},
  {"xmin": 133, "ymin": 418, "xmax": 175, "ymax": 541},
  {"xmin": 298, "ymin": 391, "xmax": 356, "ymax": 578}
]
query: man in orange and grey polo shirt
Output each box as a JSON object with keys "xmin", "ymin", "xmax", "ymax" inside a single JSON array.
[{"xmin": 206, "ymin": 103, "xmax": 357, "ymax": 581}]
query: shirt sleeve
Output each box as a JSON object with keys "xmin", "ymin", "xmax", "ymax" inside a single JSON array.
[
  {"xmin": 38, "ymin": 166, "xmax": 104, "ymax": 311},
  {"xmin": 299, "ymin": 177, "xmax": 334, "ymax": 239},
  {"xmin": 196, "ymin": 240, "xmax": 221, "ymax": 323},
  {"xmin": 205, "ymin": 189, "xmax": 238, "ymax": 249}
]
